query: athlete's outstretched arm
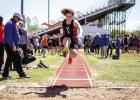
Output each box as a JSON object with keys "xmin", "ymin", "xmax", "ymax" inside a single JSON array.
[
  {"xmin": 42, "ymin": 21, "xmax": 63, "ymax": 29},
  {"xmin": 74, "ymin": 20, "xmax": 83, "ymax": 37}
]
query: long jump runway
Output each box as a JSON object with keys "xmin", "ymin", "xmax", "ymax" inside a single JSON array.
[{"xmin": 51, "ymin": 55, "xmax": 93, "ymax": 88}]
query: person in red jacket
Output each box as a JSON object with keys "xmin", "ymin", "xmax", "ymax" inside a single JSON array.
[
  {"xmin": 0, "ymin": 16, "xmax": 4, "ymax": 73},
  {"xmin": 42, "ymin": 8, "xmax": 83, "ymax": 64}
]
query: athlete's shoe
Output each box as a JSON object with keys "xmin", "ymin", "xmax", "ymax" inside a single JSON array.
[
  {"xmin": 63, "ymin": 47, "xmax": 69, "ymax": 57},
  {"xmin": 68, "ymin": 57, "xmax": 72, "ymax": 64}
]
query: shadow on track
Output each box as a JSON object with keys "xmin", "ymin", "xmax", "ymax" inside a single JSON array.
[{"xmin": 23, "ymin": 86, "xmax": 68, "ymax": 98}]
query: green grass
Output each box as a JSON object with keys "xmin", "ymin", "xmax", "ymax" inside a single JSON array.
[
  {"xmin": 82, "ymin": 52, "xmax": 140, "ymax": 84},
  {"xmin": 1, "ymin": 51, "xmax": 140, "ymax": 85},
  {"xmin": 0, "ymin": 54, "xmax": 63, "ymax": 85}
]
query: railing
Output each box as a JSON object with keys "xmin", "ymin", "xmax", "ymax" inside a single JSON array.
[
  {"xmin": 108, "ymin": 0, "xmax": 135, "ymax": 6},
  {"xmin": 127, "ymin": 0, "xmax": 135, "ymax": 4}
]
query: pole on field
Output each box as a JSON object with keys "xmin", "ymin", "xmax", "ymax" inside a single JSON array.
[
  {"xmin": 21, "ymin": 0, "xmax": 25, "ymax": 23},
  {"xmin": 21, "ymin": 0, "xmax": 24, "ymax": 16},
  {"xmin": 48, "ymin": 0, "xmax": 50, "ymax": 23}
]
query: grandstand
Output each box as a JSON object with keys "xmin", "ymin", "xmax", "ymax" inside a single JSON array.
[{"xmin": 40, "ymin": 0, "xmax": 135, "ymax": 38}]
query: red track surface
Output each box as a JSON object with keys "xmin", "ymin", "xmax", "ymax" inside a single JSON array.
[{"xmin": 51, "ymin": 55, "xmax": 93, "ymax": 88}]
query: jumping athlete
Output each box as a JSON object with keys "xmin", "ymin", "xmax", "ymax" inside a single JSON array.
[{"xmin": 42, "ymin": 8, "xmax": 83, "ymax": 64}]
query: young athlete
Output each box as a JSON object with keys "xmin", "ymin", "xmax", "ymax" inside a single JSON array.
[
  {"xmin": 42, "ymin": 8, "xmax": 83, "ymax": 64},
  {"xmin": 41, "ymin": 34, "xmax": 48, "ymax": 57}
]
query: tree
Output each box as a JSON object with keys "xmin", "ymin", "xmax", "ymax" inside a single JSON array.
[{"xmin": 25, "ymin": 16, "xmax": 39, "ymax": 33}]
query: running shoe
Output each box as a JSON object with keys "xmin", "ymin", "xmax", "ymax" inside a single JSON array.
[{"xmin": 68, "ymin": 57, "xmax": 72, "ymax": 64}]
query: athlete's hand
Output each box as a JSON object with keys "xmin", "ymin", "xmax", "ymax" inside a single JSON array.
[
  {"xmin": 41, "ymin": 22, "xmax": 51, "ymax": 29},
  {"xmin": 13, "ymin": 47, "xmax": 17, "ymax": 52},
  {"xmin": 41, "ymin": 22, "xmax": 47, "ymax": 25}
]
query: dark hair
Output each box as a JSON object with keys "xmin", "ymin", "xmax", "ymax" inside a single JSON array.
[
  {"xmin": 0, "ymin": 16, "xmax": 3, "ymax": 25},
  {"xmin": 61, "ymin": 8, "xmax": 74, "ymax": 16}
]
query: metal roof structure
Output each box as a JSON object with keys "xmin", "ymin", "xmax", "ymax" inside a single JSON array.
[{"xmin": 39, "ymin": 0, "xmax": 135, "ymax": 36}]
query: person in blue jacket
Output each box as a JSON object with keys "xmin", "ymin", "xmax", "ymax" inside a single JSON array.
[
  {"xmin": 94, "ymin": 33, "xmax": 100, "ymax": 55},
  {"xmin": 100, "ymin": 34, "xmax": 104, "ymax": 57},
  {"xmin": 2, "ymin": 13, "xmax": 31, "ymax": 80},
  {"xmin": 115, "ymin": 35, "xmax": 121, "ymax": 57},
  {"xmin": 102, "ymin": 34, "xmax": 109, "ymax": 58}
]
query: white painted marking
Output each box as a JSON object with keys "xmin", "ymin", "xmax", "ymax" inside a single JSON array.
[
  {"xmin": 80, "ymin": 55, "xmax": 93, "ymax": 87},
  {"xmin": 52, "ymin": 54, "xmax": 92, "ymax": 87},
  {"xmin": 60, "ymin": 70, "xmax": 86, "ymax": 71},
  {"xmin": 57, "ymin": 79, "xmax": 91, "ymax": 81},
  {"xmin": 52, "ymin": 55, "xmax": 69, "ymax": 86}
]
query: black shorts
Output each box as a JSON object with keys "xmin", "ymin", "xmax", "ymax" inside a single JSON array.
[
  {"xmin": 95, "ymin": 45, "xmax": 100, "ymax": 48},
  {"xmin": 43, "ymin": 46, "xmax": 48, "ymax": 49},
  {"xmin": 70, "ymin": 41, "xmax": 78, "ymax": 50}
]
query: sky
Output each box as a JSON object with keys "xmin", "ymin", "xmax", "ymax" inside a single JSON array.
[{"xmin": 0, "ymin": 0, "xmax": 139, "ymax": 31}]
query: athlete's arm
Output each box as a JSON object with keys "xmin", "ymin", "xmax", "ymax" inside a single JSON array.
[
  {"xmin": 42, "ymin": 21, "xmax": 63, "ymax": 29},
  {"xmin": 74, "ymin": 20, "xmax": 83, "ymax": 37}
]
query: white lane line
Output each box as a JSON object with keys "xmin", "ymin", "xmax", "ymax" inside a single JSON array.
[
  {"xmin": 52, "ymin": 55, "xmax": 92, "ymax": 87},
  {"xmin": 80, "ymin": 55, "xmax": 93, "ymax": 87},
  {"xmin": 60, "ymin": 70, "xmax": 86, "ymax": 71},
  {"xmin": 52, "ymin": 56, "xmax": 68, "ymax": 86},
  {"xmin": 57, "ymin": 79, "xmax": 91, "ymax": 81}
]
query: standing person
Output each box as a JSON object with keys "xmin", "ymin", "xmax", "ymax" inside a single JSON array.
[
  {"xmin": 42, "ymin": 8, "xmax": 83, "ymax": 64},
  {"xmin": 115, "ymin": 36, "xmax": 121, "ymax": 58},
  {"xmin": 52, "ymin": 35, "xmax": 57, "ymax": 55},
  {"xmin": 41, "ymin": 34, "xmax": 48, "ymax": 57},
  {"xmin": 134, "ymin": 35, "xmax": 140, "ymax": 54},
  {"xmin": 85, "ymin": 35, "xmax": 92, "ymax": 54},
  {"xmin": 107, "ymin": 39, "xmax": 113, "ymax": 57},
  {"xmin": 3, "ymin": 13, "xmax": 31, "ymax": 80},
  {"xmin": 18, "ymin": 21, "xmax": 29, "ymax": 68},
  {"xmin": 48, "ymin": 36, "xmax": 53, "ymax": 55},
  {"xmin": 33, "ymin": 35, "xmax": 41, "ymax": 55},
  {"xmin": 0, "ymin": 16, "xmax": 4, "ymax": 74},
  {"xmin": 83, "ymin": 36, "xmax": 88, "ymax": 53},
  {"xmin": 102, "ymin": 34, "xmax": 109, "ymax": 58},
  {"xmin": 100, "ymin": 34, "xmax": 104, "ymax": 57},
  {"xmin": 57, "ymin": 34, "xmax": 63, "ymax": 56},
  {"xmin": 124, "ymin": 35, "xmax": 129, "ymax": 53},
  {"xmin": 129, "ymin": 34, "xmax": 135, "ymax": 53},
  {"xmin": 94, "ymin": 34, "xmax": 100, "ymax": 55},
  {"xmin": 138, "ymin": 37, "xmax": 140, "ymax": 54},
  {"xmin": 121, "ymin": 36, "xmax": 124, "ymax": 53}
]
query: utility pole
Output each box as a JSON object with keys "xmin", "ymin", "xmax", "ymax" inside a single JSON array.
[
  {"xmin": 48, "ymin": 0, "xmax": 50, "ymax": 23},
  {"xmin": 21, "ymin": 0, "xmax": 25, "ymax": 23},
  {"xmin": 21, "ymin": 0, "xmax": 24, "ymax": 16}
]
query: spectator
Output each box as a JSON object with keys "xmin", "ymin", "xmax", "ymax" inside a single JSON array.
[
  {"xmin": 124, "ymin": 35, "xmax": 129, "ymax": 53},
  {"xmin": 2, "ymin": 13, "xmax": 31, "ymax": 80},
  {"xmin": 18, "ymin": 21, "xmax": 29, "ymax": 68},
  {"xmin": 121, "ymin": 36, "xmax": 124, "ymax": 53},
  {"xmin": 0, "ymin": 16, "xmax": 4, "ymax": 74},
  {"xmin": 134, "ymin": 35, "xmax": 140, "ymax": 54},
  {"xmin": 107, "ymin": 39, "xmax": 113, "ymax": 57},
  {"xmin": 41, "ymin": 34, "xmax": 48, "ymax": 57},
  {"xmin": 129, "ymin": 34, "xmax": 135, "ymax": 53},
  {"xmin": 22, "ymin": 44, "xmax": 36, "ymax": 65},
  {"xmin": 102, "ymin": 34, "xmax": 109, "ymax": 58},
  {"xmin": 33, "ymin": 35, "xmax": 41, "ymax": 55},
  {"xmin": 85, "ymin": 35, "xmax": 92, "ymax": 54},
  {"xmin": 83, "ymin": 36, "xmax": 88, "ymax": 52},
  {"xmin": 94, "ymin": 34, "xmax": 100, "ymax": 55},
  {"xmin": 100, "ymin": 34, "xmax": 104, "ymax": 57},
  {"xmin": 48, "ymin": 36, "xmax": 53, "ymax": 55},
  {"xmin": 115, "ymin": 35, "xmax": 121, "ymax": 57}
]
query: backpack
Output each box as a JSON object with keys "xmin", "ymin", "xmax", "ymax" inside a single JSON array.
[{"xmin": 112, "ymin": 54, "xmax": 120, "ymax": 60}]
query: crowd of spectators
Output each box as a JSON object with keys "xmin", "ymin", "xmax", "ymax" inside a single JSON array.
[{"xmin": 83, "ymin": 33, "xmax": 140, "ymax": 58}]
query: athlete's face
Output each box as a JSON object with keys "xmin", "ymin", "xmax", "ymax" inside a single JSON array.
[{"xmin": 66, "ymin": 13, "xmax": 73, "ymax": 22}]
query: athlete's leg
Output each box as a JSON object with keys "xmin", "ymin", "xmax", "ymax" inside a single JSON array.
[
  {"xmin": 63, "ymin": 37, "xmax": 71, "ymax": 57},
  {"xmin": 68, "ymin": 42, "xmax": 78, "ymax": 64}
]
